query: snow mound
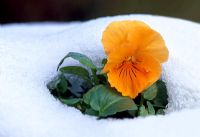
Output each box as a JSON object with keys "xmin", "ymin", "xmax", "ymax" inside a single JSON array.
[{"xmin": 1, "ymin": 14, "xmax": 200, "ymax": 137}]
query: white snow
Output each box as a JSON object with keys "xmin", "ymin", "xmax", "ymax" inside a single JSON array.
[{"xmin": 1, "ymin": 14, "xmax": 200, "ymax": 137}]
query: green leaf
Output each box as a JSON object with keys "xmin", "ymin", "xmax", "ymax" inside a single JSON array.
[
  {"xmin": 47, "ymin": 75, "xmax": 68, "ymax": 94},
  {"xmin": 91, "ymin": 69, "xmax": 99, "ymax": 85},
  {"xmin": 60, "ymin": 98, "xmax": 82, "ymax": 106},
  {"xmin": 66, "ymin": 76, "xmax": 92, "ymax": 98},
  {"xmin": 139, "ymin": 105, "xmax": 148, "ymax": 117},
  {"xmin": 142, "ymin": 83, "xmax": 158, "ymax": 100},
  {"xmin": 56, "ymin": 76, "xmax": 68, "ymax": 94},
  {"xmin": 75, "ymin": 102, "xmax": 89, "ymax": 112},
  {"xmin": 128, "ymin": 110, "xmax": 137, "ymax": 117},
  {"xmin": 128, "ymin": 104, "xmax": 138, "ymax": 111},
  {"xmin": 57, "ymin": 52, "xmax": 97, "ymax": 70},
  {"xmin": 81, "ymin": 81, "xmax": 93, "ymax": 91},
  {"xmin": 47, "ymin": 77, "xmax": 60, "ymax": 91},
  {"xmin": 156, "ymin": 109, "xmax": 165, "ymax": 115},
  {"xmin": 153, "ymin": 80, "xmax": 168, "ymax": 106},
  {"xmin": 83, "ymin": 85, "xmax": 137, "ymax": 117},
  {"xmin": 67, "ymin": 77, "xmax": 84, "ymax": 97},
  {"xmin": 101, "ymin": 58, "xmax": 107, "ymax": 66},
  {"xmin": 147, "ymin": 101, "xmax": 155, "ymax": 115},
  {"xmin": 85, "ymin": 108, "xmax": 98, "ymax": 116},
  {"xmin": 60, "ymin": 66, "xmax": 92, "ymax": 85}
]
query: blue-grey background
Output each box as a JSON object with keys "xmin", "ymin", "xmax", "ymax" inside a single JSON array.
[{"xmin": 1, "ymin": 0, "xmax": 200, "ymax": 23}]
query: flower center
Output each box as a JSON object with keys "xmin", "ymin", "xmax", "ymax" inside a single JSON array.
[
  {"xmin": 125, "ymin": 56, "xmax": 136, "ymax": 63},
  {"xmin": 116, "ymin": 56, "xmax": 138, "ymax": 69}
]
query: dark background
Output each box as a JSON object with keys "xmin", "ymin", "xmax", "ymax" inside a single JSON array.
[{"xmin": 1, "ymin": 0, "xmax": 200, "ymax": 24}]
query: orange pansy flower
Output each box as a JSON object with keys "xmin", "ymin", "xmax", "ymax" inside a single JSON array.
[{"xmin": 102, "ymin": 20, "xmax": 169, "ymax": 98}]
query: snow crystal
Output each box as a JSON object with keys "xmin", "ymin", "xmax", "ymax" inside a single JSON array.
[{"xmin": 1, "ymin": 14, "xmax": 200, "ymax": 137}]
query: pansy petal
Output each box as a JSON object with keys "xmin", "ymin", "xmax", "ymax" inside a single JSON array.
[
  {"xmin": 102, "ymin": 21, "xmax": 128, "ymax": 54},
  {"xmin": 107, "ymin": 44, "xmax": 136, "ymax": 64},
  {"xmin": 102, "ymin": 20, "xmax": 168, "ymax": 63},
  {"xmin": 102, "ymin": 21, "xmax": 146, "ymax": 54},
  {"xmin": 103, "ymin": 62, "xmax": 116, "ymax": 73},
  {"xmin": 107, "ymin": 65, "xmax": 138, "ymax": 98},
  {"xmin": 134, "ymin": 54, "xmax": 162, "ymax": 89},
  {"xmin": 102, "ymin": 20, "xmax": 168, "ymax": 99},
  {"xmin": 107, "ymin": 54, "xmax": 161, "ymax": 98},
  {"xmin": 137, "ymin": 32, "xmax": 169, "ymax": 63},
  {"xmin": 125, "ymin": 21, "xmax": 169, "ymax": 63}
]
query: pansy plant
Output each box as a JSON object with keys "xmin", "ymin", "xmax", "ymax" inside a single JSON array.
[{"xmin": 47, "ymin": 20, "xmax": 169, "ymax": 118}]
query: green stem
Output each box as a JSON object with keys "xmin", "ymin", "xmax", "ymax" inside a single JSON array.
[
  {"xmin": 152, "ymin": 104, "xmax": 165, "ymax": 109},
  {"xmin": 91, "ymin": 69, "xmax": 99, "ymax": 85},
  {"xmin": 140, "ymin": 95, "xmax": 144, "ymax": 105}
]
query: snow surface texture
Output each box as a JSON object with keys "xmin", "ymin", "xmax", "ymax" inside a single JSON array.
[{"xmin": 1, "ymin": 14, "xmax": 200, "ymax": 137}]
